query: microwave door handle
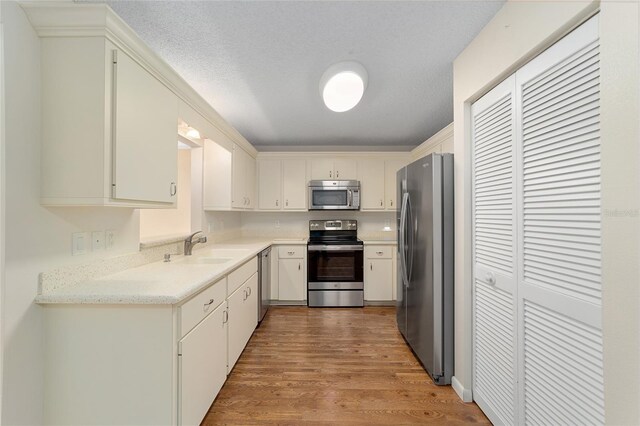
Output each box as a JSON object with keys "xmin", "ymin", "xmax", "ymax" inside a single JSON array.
[{"xmin": 347, "ymin": 189, "xmax": 353, "ymax": 207}]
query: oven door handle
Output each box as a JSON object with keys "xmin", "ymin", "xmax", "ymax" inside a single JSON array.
[{"xmin": 307, "ymin": 245, "xmax": 364, "ymax": 251}]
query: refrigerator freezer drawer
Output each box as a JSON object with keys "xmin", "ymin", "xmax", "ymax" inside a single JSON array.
[{"xmin": 308, "ymin": 290, "xmax": 364, "ymax": 307}]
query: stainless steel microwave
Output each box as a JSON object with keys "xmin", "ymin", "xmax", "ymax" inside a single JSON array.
[{"xmin": 308, "ymin": 180, "xmax": 360, "ymax": 210}]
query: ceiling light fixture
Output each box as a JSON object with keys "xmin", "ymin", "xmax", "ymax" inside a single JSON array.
[
  {"xmin": 320, "ymin": 61, "xmax": 368, "ymax": 112},
  {"xmin": 186, "ymin": 127, "xmax": 201, "ymax": 139}
]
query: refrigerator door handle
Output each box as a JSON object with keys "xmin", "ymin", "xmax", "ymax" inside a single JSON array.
[
  {"xmin": 406, "ymin": 194, "xmax": 414, "ymax": 283},
  {"xmin": 399, "ymin": 192, "xmax": 410, "ymax": 288}
]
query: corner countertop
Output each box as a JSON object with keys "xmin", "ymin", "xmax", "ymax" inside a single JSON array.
[{"xmin": 35, "ymin": 237, "xmax": 305, "ymax": 306}]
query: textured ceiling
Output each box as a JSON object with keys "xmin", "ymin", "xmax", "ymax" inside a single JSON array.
[{"xmin": 100, "ymin": 1, "xmax": 503, "ymax": 150}]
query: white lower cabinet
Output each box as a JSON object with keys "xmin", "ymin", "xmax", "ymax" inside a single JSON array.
[
  {"xmin": 227, "ymin": 273, "xmax": 258, "ymax": 373},
  {"xmin": 364, "ymin": 245, "xmax": 394, "ymax": 301},
  {"xmin": 41, "ymin": 257, "xmax": 260, "ymax": 426},
  {"xmin": 278, "ymin": 258, "xmax": 306, "ymax": 301},
  {"xmin": 275, "ymin": 245, "xmax": 307, "ymax": 302},
  {"xmin": 178, "ymin": 302, "xmax": 227, "ymax": 426}
]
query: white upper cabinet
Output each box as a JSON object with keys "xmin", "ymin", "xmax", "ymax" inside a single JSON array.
[
  {"xmin": 282, "ymin": 159, "xmax": 307, "ymax": 210},
  {"xmin": 310, "ymin": 158, "xmax": 356, "ymax": 180},
  {"xmin": 40, "ymin": 37, "xmax": 179, "ymax": 207},
  {"xmin": 256, "ymin": 158, "xmax": 307, "ymax": 211},
  {"xmin": 258, "ymin": 159, "xmax": 282, "ymax": 210},
  {"xmin": 384, "ymin": 159, "xmax": 405, "ymax": 210},
  {"xmin": 231, "ymin": 146, "xmax": 255, "ymax": 209},
  {"xmin": 112, "ymin": 50, "xmax": 178, "ymax": 204},
  {"xmin": 204, "ymin": 141, "xmax": 256, "ymax": 211},
  {"xmin": 358, "ymin": 159, "xmax": 385, "ymax": 210},
  {"xmin": 203, "ymin": 139, "xmax": 233, "ymax": 210}
]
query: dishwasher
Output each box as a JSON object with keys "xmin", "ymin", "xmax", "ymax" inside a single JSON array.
[{"xmin": 258, "ymin": 247, "xmax": 271, "ymax": 323}]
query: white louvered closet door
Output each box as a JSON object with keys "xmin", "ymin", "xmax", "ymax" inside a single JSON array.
[
  {"xmin": 515, "ymin": 14, "xmax": 604, "ymax": 425},
  {"xmin": 471, "ymin": 75, "xmax": 518, "ymax": 426}
]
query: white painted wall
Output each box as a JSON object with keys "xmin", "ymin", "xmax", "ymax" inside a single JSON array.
[
  {"xmin": 452, "ymin": 1, "xmax": 640, "ymax": 423},
  {"xmin": 599, "ymin": 1, "xmax": 640, "ymax": 422},
  {"xmin": 1, "ymin": 3, "xmax": 140, "ymax": 423},
  {"xmin": 0, "ymin": 4, "xmax": 5, "ymax": 421}
]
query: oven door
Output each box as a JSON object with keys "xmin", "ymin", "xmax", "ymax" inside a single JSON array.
[
  {"xmin": 307, "ymin": 245, "xmax": 364, "ymax": 283},
  {"xmin": 309, "ymin": 188, "xmax": 356, "ymax": 210}
]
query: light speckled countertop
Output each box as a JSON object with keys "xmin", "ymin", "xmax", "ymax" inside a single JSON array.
[{"xmin": 35, "ymin": 238, "xmax": 307, "ymax": 305}]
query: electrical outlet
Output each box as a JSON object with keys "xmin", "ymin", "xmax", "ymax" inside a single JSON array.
[
  {"xmin": 275, "ymin": 220, "xmax": 280, "ymax": 229},
  {"xmin": 72, "ymin": 232, "xmax": 88, "ymax": 256},
  {"xmin": 105, "ymin": 230, "xmax": 115, "ymax": 250},
  {"xmin": 92, "ymin": 231, "xmax": 105, "ymax": 251}
]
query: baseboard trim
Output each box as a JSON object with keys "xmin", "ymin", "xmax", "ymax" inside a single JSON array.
[{"xmin": 452, "ymin": 376, "xmax": 473, "ymax": 402}]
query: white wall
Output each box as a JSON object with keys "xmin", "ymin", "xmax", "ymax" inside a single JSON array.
[
  {"xmin": 0, "ymin": 4, "xmax": 5, "ymax": 421},
  {"xmin": 452, "ymin": 0, "xmax": 640, "ymax": 423},
  {"xmin": 599, "ymin": 0, "xmax": 640, "ymax": 422},
  {"xmin": 1, "ymin": 3, "xmax": 140, "ymax": 423}
]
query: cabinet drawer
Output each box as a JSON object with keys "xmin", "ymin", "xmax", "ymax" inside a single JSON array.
[
  {"xmin": 365, "ymin": 246, "xmax": 393, "ymax": 259},
  {"xmin": 278, "ymin": 245, "xmax": 305, "ymax": 258},
  {"xmin": 228, "ymin": 257, "xmax": 258, "ymax": 295},
  {"xmin": 180, "ymin": 278, "xmax": 226, "ymax": 337}
]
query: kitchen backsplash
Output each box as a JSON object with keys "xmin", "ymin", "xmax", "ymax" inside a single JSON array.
[{"xmin": 240, "ymin": 211, "xmax": 397, "ymax": 240}]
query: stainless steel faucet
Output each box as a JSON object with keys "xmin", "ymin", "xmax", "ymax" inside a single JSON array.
[{"xmin": 184, "ymin": 231, "xmax": 207, "ymax": 255}]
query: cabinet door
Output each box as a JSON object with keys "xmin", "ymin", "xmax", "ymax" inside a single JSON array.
[
  {"xmin": 310, "ymin": 158, "xmax": 334, "ymax": 180},
  {"xmin": 178, "ymin": 302, "xmax": 227, "ymax": 426},
  {"xmin": 358, "ymin": 159, "xmax": 385, "ymax": 210},
  {"xmin": 333, "ymin": 158, "xmax": 357, "ymax": 180},
  {"xmin": 227, "ymin": 273, "xmax": 258, "ymax": 372},
  {"xmin": 384, "ymin": 159, "xmax": 405, "ymax": 210},
  {"xmin": 203, "ymin": 139, "xmax": 233, "ymax": 210},
  {"xmin": 364, "ymin": 258, "xmax": 393, "ymax": 301},
  {"xmin": 112, "ymin": 49, "xmax": 178, "ymax": 203},
  {"xmin": 282, "ymin": 159, "xmax": 307, "ymax": 210},
  {"xmin": 278, "ymin": 258, "xmax": 305, "ymax": 301},
  {"xmin": 245, "ymin": 154, "xmax": 256, "ymax": 209},
  {"xmin": 231, "ymin": 146, "xmax": 246, "ymax": 208},
  {"xmin": 258, "ymin": 160, "xmax": 282, "ymax": 210}
]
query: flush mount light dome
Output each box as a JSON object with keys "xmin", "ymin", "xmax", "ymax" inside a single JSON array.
[{"xmin": 320, "ymin": 61, "xmax": 368, "ymax": 112}]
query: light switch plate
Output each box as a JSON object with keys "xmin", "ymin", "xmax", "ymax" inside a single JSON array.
[
  {"xmin": 92, "ymin": 231, "xmax": 105, "ymax": 251},
  {"xmin": 72, "ymin": 232, "xmax": 88, "ymax": 256}
]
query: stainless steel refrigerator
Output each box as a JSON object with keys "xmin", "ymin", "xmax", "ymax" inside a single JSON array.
[{"xmin": 396, "ymin": 153, "xmax": 454, "ymax": 385}]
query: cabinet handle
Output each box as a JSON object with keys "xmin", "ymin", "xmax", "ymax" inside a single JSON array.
[
  {"xmin": 276, "ymin": 199, "xmax": 279, "ymax": 207},
  {"xmin": 336, "ymin": 170, "xmax": 339, "ymax": 178},
  {"xmin": 247, "ymin": 286, "xmax": 252, "ymax": 297},
  {"xmin": 170, "ymin": 182, "xmax": 177, "ymax": 196},
  {"xmin": 298, "ymin": 263, "xmax": 301, "ymax": 271},
  {"xmin": 376, "ymin": 251, "xmax": 384, "ymax": 255},
  {"xmin": 288, "ymin": 251, "xmax": 295, "ymax": 255},
  {"xmin": 370, "ymin": 262, "xmax": 373, "ymax": 271},
  {"xmin": 222, "ymin": 309, "xmax": 228, "ymax": 324},
  {"xmin": 390, "ymin": 200, "xmax": 393, "ymax": 207},
  {"xmin": 203, "ymin": 298, "xmax": 215, "ymax": 310},
  {"xmin": 380, "ymin": 200, "xmax": 383, "ymax": 207},
  {"xmin": 286, "ymin": 200, "xmax": 288, "ymax": 207}
]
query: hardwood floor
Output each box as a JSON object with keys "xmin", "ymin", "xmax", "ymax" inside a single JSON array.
[{"xmin": 202, "ymin": 306, "xmax": 489, "ymax": 425}]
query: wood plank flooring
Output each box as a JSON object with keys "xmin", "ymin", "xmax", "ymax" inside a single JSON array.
[{"xmin": 202, "ymin": 307, "xmax": 489, "ymax": 425}]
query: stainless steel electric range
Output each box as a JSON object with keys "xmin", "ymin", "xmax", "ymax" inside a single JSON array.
[{"xmin": 307, "ymin": 220, "xmax": 364, "ymax": 307}]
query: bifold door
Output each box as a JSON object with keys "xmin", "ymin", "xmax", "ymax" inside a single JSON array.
[{"xmin": 472, "ymin": 13, "xmax": 604, "ymax": 425}]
